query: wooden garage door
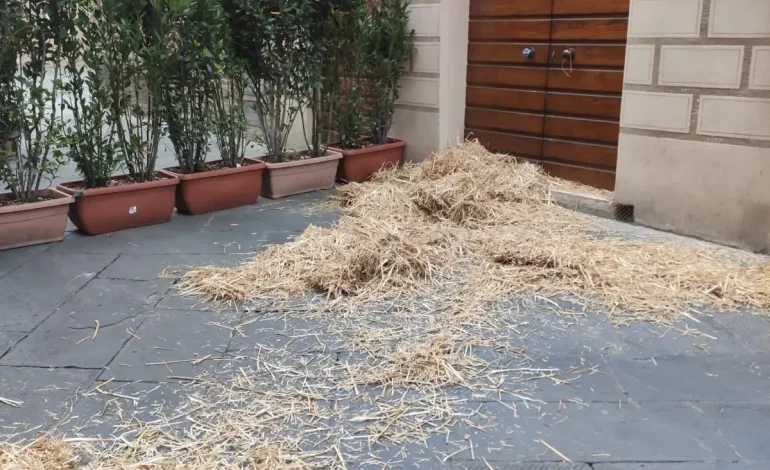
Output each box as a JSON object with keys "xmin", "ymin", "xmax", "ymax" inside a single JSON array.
[{"xmin": 465, "ymin": 0, "xmax": 630, "ymax": 190}]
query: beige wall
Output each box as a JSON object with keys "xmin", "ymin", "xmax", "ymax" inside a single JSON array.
[
  {"xmin": 616, "ymin": 0, "xmax": 770, "ymax": 251},
  {"xmin": 389, "ymin": 0, "xmax": 469, "ymax": 162}
]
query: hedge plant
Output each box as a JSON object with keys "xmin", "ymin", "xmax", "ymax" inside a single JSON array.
[
  {"xmin": 359, "ymin": 0, "xmax": 414, "ymax": 145},
  {"xmin": 0, "ymin": 0, "xmax": 67, "ymax": 201}
]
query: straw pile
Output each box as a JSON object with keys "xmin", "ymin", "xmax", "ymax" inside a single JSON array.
[
  {"xmin": 180, "ymin": 140, "xmax": 770, "ymax": 322},
  {"xmin": 181, "ymin": 216, "xmax": 457, "ymax": 302}
]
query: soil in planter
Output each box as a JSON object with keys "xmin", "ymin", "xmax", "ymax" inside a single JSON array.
[
  {"xmin": 166, "ymin": 161, "xmax": 258, "ymax": 174},
  {"xmin": 65, "ymin": 172, "xmax": 174, "ymax": 191},
  {"xmin": 166, "ymin": 162, "xmax": 237, "ymax": 175},
  {"xmin": 0, "ymin": 196, "xmax": 54, "ymax": 208},
  {"xmin": 334, "ymin": 137, "xmax": 399, "ymax": 151},
  {"xmin": 264, "ymin": 150, "xmax": 331, "ymax": 164}
]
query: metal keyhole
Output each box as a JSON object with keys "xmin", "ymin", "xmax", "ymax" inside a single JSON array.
[{"xmin": 522, "ymin": 47, "xmax": 535, "ymax": 59}]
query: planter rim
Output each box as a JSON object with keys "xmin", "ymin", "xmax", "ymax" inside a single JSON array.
[
  {"xmin": 264, "ymin": 150, "xmax": 342, "ymax": 170},
  {"xmin": 163, "ymin": 158, "xmax": 267, "ymax": 182},
  {"xmin": 0, "ymin": 188, "xmax": 74, "ymax": 215},
  {"xmin": 329, "ymin": 138, "xmax": 406, "ymax": 157},
  {"xmin": 57, "ymin": 172, "xmax": 179, "ymax": 197}
]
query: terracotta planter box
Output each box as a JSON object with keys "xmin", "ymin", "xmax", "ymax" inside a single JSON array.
[
  {"xmin": 0, "ymin": 188, "xmax": 74, "ymax": 251},
  {"xmin": 330, "ymin": 139, "xmax": 406, "ymax": 183},
  {"xmin": 261, "ymin": 151, "xmax": 342, "ymax": 198},
  {"xmin": 163, "ymin": 158, "xmax": 267, "ymax": 215},
  {"xmin": 57, "ymin": 172, "xmax": 179, "ymax": 235}
]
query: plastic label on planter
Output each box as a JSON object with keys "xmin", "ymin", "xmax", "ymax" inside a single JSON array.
[{"xmin": 128, "ymin": 206, "xmax": 137, "ymax": 215}]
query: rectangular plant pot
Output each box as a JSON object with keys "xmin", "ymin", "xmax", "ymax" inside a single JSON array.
[
  {"xmin": 163, "ymin": 158, "xmax": 267, "ymax": 215},
  {"xmin": 57, "ymin": 172, "xmax": 179, "ymax": 235},
  {"xmin": 0, "ymin": 188, "xmax": 74, "ymax": 251},
  {"xmin": 330, "ymin": 138, "xmax": 406, "ymax": 183},
  {"xmin": 261, "ymin": 151, "xmax": 342, "ymax": 199}
]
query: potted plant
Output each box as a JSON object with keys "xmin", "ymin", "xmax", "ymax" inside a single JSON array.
[
  {"xmin": 161, "ymin": 0, "xmax": 266, "ymax": 215},
  {"xmin": 330, "ymin": 0, "xmax": 414, "ymax": 183},
  {"xmin": 56, "ymin": 0, "xmax": 179, "ymax": 235},
  {"xmin": 222, "ymin": 0, "xmax": 342, "ymax": 199},
  {"xmin": 0, "ymin": 0, "xmax": 73, "ymax": 251}
]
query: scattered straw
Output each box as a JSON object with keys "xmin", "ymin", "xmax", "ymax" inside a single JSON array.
[{"xmin": 538, "ymin": 438, "xmax": 572, "ymax": 462}]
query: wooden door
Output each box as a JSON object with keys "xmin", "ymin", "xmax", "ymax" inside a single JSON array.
[
  {"xmin": 466, "ymin": 0, "xmax": 551, "ymax": 160},
  {"xmin": 465, "ymin": 0, "xmax": 630, "ymax": 190}
]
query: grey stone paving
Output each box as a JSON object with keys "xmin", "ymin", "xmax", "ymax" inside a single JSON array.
[{"xmin": 0, "ymin": 191, "xmax": 769, "ymax": 469}]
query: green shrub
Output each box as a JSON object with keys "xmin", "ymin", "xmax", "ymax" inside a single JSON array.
[
  {"xmin": 157, "ymin": 0, "xmax": 226, "ymax": 173},
  {"xmin": 0, "ymin": 0, "xmax": 68, "ymax": 201},
  {"xmin": 60, "ymin": 0, "xmax": 123, "ymax": 189},
  {"xmin": 359, "ymin": 0, "xmax": 414, "ymax": 145}
]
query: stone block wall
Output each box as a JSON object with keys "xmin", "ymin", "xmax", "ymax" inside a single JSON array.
[
  {"xmin": 389, "ymin": 0, "xmax": 469, "ymax": 162},
  {"xmin": 615, "ymin": 0, "xmax": 770, "ymax": 251}
]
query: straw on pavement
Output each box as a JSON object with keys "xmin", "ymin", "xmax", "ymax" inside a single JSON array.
[{"xmin": 4, "ymin": 140, "xmax": 769, "ymax": 468}]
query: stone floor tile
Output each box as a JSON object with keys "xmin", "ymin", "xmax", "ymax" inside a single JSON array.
[
  {"xmin": 608, "ymin": 355, "xmax": 770, "ymax": 402},
  {"xmin": 0, "ymin": 367, "xmax": 98, "ymax": 436},
  {"xmin": 0, "ymin": 252, "xmax": 117, "ymax": 332},
  {"xmin": 698, "ymin": 403, "xmax": 770, "ymax": 461},
  {"xmin": 98, "ymin": 253, "xmax": 250, "ymax": 281},
  {"xmin": 0, "ymin": 243, "xmax": 53, "ymax": 279},
  {"xmin": 446, "ymin": 401, "xmax": 737, "ymax": 463},
  {"xmin": 64, "ymin": 381, "xmax": 194, "ymax": 439},
  {"xmin": 0, "ymin": 332, "xmax": 25, "ymax": 358},
  {"xmin": 451, "ymin": 464, "xmax": 590, "ymax": 470},
  {"xmin": 101, "ymin": 310, "xmax": 231, "ymax": 382},
  {"xmin": 0, "ymin": 313, "xmax": 145, "ymax": 368},
  {"xmin": 594, "ymin": 463, "xmax": 767, "ymax": 470},
  {"xmin": 59, "ymin": 278, "xmax": 173, "ymax": 328}
]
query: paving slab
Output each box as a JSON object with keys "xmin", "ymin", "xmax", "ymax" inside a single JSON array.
[
  {"xmin": 0, "ymin": 243, "xmax": 52, "ymax": 279},
  {"xmin": 0, "ymin": 332, "xmax": 24, "ymax": 358},
  {"xmin": 216, "ymin": 348, "xmax": 342, "ymax": 393},
  {"xmin": 64, "ymin": 381, "xmax": 194, "ymax": 439},
  {"xmin": 155, "ymin": 290, "xmax": 239, "ymax": 312},
  {"xmin": 347, "ymin": 434, "xmax": 449, "ymax": 469},
  {"xmin": 0, "ymin": 314, "xmax": 145, "ymax": 368},
  {"xmin": 514, "ymin": 311, "xmax": 639, "ymax": 358},
  {"xmin": 613, "ymin": 318, "xmax": 750, "ymax": 357},
  {"xmin": 59, "ymin": 278, "xmax": 173, "ymax": 329},
  {"xmin": 446, "ymin": 401, "xmax": 737, "ymax": 463},
  {"xmin": 516, "ymin": 308, "xmax": 742, "ymax": 359},
  {"xmin": 47, "ymin": 224, "xmax": 281, "ymax": 255},
  {"xmin": 527, "ymin": 353, "xmax": 626, "ymax": 402},
  {"xmin": 98, "ymin": 253, "xmax": 251, "ymax": 281},
  {"xmin": 451, "ymin": 464, "xmax": 590, "ymax": 470},
  {"xmin": 709, "ymin": 311, "xmax": 770, "ymax": 355},
  {"xmin": 698, "ymin": 404, "xmax": 770, "ymax": 461},
  {"xmin": 164, "ymin": 201, "xmax": 339, "ymax": 234},
  {"xmin": 0, "ymin": 367, "xmax": 98, "ymax": 436},
  {"xmin": 608, "ymin": 355, "xmax": 770, "ymax": 403},
  {"xmin": 594, "ymin": 464, "xmax": 766, "ymax": 470},
  {"xmin": 226, "ymin": 315, "xmax": 345, "ymax": 355},
  {"xmin": 257, "ymin": 188, "xmax": 337, "ymax": 208},
  {"xmin": 1, "ymin": 279, "xmax": 171, "ymax": 368},
  {"xmin": 0, "ymin": 252, "xmax": 117, "ymax": 332},
  {"xmin": 102, "ymin": 309, "xmax": 231, "ymax": 382}
]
